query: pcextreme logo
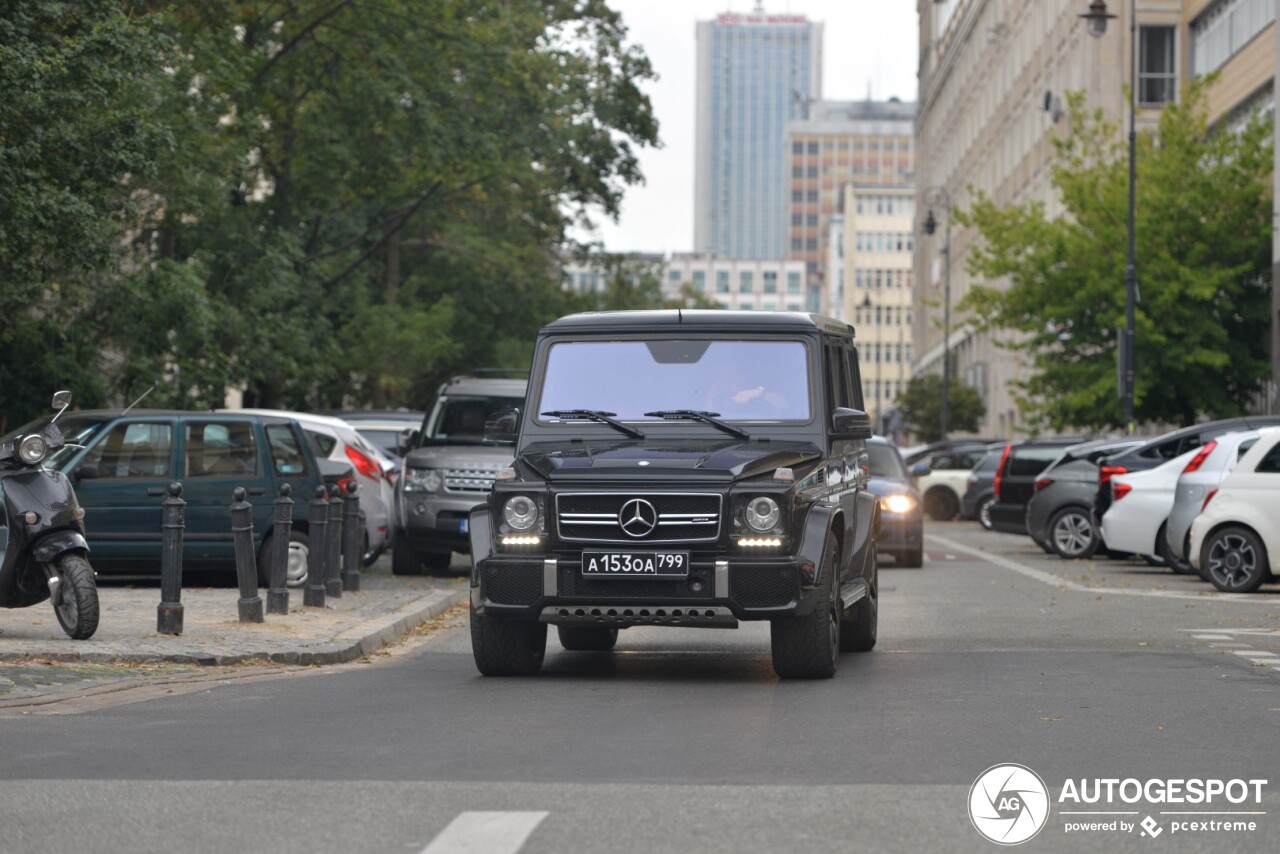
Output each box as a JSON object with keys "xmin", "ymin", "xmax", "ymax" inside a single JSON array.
[{"xmin": 968, "ymin": 763, "xmax": 1051, "ymax": 845}]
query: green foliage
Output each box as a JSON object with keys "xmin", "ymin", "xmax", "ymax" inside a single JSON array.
[
  {"xmin": 0, "ymin": 0, "xmax": 657, "ymax": 426},
  {"xmin": 896, "ymin": 374, "xmax": 986, "ymax": 444},
  {"xmin": 958, "ymin": 81, "xmax": 1273, "ymax": 431}
]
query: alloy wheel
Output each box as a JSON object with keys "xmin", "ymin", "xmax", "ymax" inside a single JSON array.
[
  {"xmin": 1052, "ymin": 511, "xmax": 1094, "ymax": 557},
  {"xmin": 1205, "ymin": 532, "xmax": 1258, "ymax": 590}
]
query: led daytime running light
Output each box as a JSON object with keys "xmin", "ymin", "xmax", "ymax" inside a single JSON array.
[
  {"xmin": 501, "ymin": 535, "xmax": 542, "ymax": 546},
  {"xmin": 738, "ymin": 537, "xmax": 783, "ymax": 547}
]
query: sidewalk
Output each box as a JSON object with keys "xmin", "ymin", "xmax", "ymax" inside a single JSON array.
[{"xmin": 0, "ymin": 565, "xmax": 469, "ymax": 666}]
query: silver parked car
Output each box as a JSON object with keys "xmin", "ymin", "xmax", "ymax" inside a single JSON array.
[{"xmin": 1164, "ymin": 430, "xmax": 1259, "ymax": 570}]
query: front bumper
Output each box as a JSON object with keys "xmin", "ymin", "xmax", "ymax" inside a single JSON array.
[
  {"xmin": 401, "ymin": 491, "xmax": 485, "ymax": 553},
  {"xmin": 471, "ymin": 552, "xmax": 826, "ymax": 626},
  {"xmin": 876, "ymin": 511, "xmax": 922, "ymax": 553}
]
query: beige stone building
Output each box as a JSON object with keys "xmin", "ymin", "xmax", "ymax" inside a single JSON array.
[{"xmin": 915, "ymin": 0, "xmax": 1275, "ymax": 438}]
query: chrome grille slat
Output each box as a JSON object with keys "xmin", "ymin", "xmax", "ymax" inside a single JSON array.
[
  {"xmin": 556, "ymin": 492, "xmax": 722, "ymax": 543},
  {"xmin": 444, "ymin": 467, "xmax": 499, "ymax": 493}
]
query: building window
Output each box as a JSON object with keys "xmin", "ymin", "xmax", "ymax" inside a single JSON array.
[
  {"xmin": 787, "ymin": 272, "xmax": 802, "ymax": 293},
  {"xmin": 792, "ymin": 166, "xmax": 804, "ymax": 178},
  {"xmin": 739, "ymin": 271, "xmax": 753, "ymax": 293},
  {"xmin": 806, "ymin": 166, "xmax": 818, "ymax": 178},
  {"xmin": 791, "ymin": 190, "xmax": 803, "ymax": 202},
  {"xmin": 805, "ymin": 238, "xmax": 818, "ymax": 251},
  {"xmin": 763, "ymin": 271, "xmax": 778, "ymax": 293},
  {"xmin": 791, "ymin": 213, "xmax": 803, "ymax": 226},
  {"xmin": 806, "ymin": 190, "xmax": 818, "ymax": 202},
  {"xmin": 692, "ymin": 270, "xmax": 706, "ymax": 292},
  {"xmin": 715, "ymin": 270, "xmax": 730, "ymax": 293},
  {"xmin": 807, "ymin": 141, "xmax": 818, "ymax": 154},
  {"xmin": 791, "ymin": 237, "xmax": 803, "ymax": 250},
  {"xmin": 792, "ymin": 141, "xmax": 804, "ymax": 154},
  {"xmin": 1191, "ymin": 0, "xmax": 1276, "ymax": 77},
  {"xmin": 1139, "ymin": 26, "xmax": 1177, "ymax": 106},
  {"xmin": 806, "ymin": 213, "xmax": 818, "ymax": 227},
  {"xmin": 787, "ymin": 302, "xmax": 801, "ymax": 311}
]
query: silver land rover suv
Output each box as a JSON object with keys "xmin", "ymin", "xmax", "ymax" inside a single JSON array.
[{"xmin": 393, "ymin": 372, "xmax": 528, "ymax": 575}]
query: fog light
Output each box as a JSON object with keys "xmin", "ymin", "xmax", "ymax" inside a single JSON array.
[
  {"xmin": 501, "ymin": 535, "xmax": 542, "ymax": 547},
  {"xmin": 22, "ymin": 511, "xmax": 39, "ymax": 525}
]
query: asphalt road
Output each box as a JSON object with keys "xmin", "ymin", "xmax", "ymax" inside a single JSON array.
[{"xmin": 2, "ymin": 521, "xmax": 1280, "ymax": 854}]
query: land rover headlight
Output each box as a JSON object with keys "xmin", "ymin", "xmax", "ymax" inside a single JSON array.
[
  {"xmin": 18, "ymin": 435, "xmax": 48, "ymax": 465},
  {"xmin": 503, "ymin": 495, "xmax": 539, "ymax": 531},
  {"xmin": 881, "ymin": 494, "xmax": 916, "ymax": 514},
  {"xmin": 405, "ymin": 467, "xmax": 442, "ymax": 493},
  {"xmin": 744, "ymin": 496, "xmax": 781, "ymax": 532}
]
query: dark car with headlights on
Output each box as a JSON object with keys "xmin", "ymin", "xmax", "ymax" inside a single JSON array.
[
  {"xmin": 864, "ymin": 438, "xmax": 922, "ymax": 567},
  {"xmin": 467, "ymin": 310, "xmax": 881, "ymax": 680}
]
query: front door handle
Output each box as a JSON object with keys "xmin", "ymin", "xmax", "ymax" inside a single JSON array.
[
  {"xmin": 247, "ymin": 487, "xmax": 266, "ymax": 495},
  {"xmin": 146, "ymin": 487, "xmax": 165, "ymax": 496}
]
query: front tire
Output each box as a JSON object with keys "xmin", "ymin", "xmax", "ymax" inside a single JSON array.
[
  {"xmin": 52, "ymin": 553, "xmax": 99, "ymax": 640},
  {"xmin": 771, "ymin": 535, "xmax": 840, "ymax": 679},
  {"xmin": 557, "ymin": 625, "xmax": 618, "ymax": 651},
  {"xmin": 470, "ymin": 604, "xmax": 547, "ymax": 676},
  {"xmin": 896, "ymin": 545, "xmax": 923, "ymax": 568},
  {"xmin": 1048, "ymin": 506, "xmax": 1099, "ymax": 560},
  {"xmin": 1202, "ymin": 526, "xmax": 1269, "ymax": 593},
  {"xmin": 391, "ymin": 546, "xmax": 423, "ymax": 576}
]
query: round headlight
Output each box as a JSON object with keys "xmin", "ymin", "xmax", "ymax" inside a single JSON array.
[
  {"xmin": 18, "ymin": 435, "xmax": 48, "ymax": 465},
  {"xmin": 745, "ymin": 496, "xmax": 781, "ymax": 532},
  {"xmin": 503, "ymin": 495, "xmax": 539, "ymax": 531},
  {"xmin": 882, "ymin": 494, "xmax": 916, "ymax": 514}
]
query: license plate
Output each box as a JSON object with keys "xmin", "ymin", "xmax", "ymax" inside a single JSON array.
[{"xmin": 581, "ymin": 551, "xmax": 689, "ymax": 577}]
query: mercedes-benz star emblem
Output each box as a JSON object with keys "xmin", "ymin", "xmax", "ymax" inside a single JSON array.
[{"xmin": 619, "ymin": 498, "xmax": 658, "ymax": 537}]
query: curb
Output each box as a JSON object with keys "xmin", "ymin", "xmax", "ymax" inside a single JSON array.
[{"xmin": 0, "ymin": 589, "xmax": 469, "ymax": 667}]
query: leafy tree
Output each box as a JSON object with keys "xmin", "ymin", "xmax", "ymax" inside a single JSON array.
[
  {"xmin": 896, "ymin": 374, "xmax": 985, "ymax": 443},
  {"xmin": 0, "ymin": 1, "xmax": 172, "ymax": 428},
  {"xmin": 957, "ymin": 81, "xmax": 1273, "ymax": 431}
]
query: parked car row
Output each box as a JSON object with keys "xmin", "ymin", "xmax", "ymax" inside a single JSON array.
[{"xmin": 932, "ymin": 414, "xmax": 1280, "ymax": 594}]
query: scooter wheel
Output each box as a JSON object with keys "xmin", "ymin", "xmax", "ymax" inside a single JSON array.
[{"xmin": 53, "ymin": 553, "xmax": 99, "ymax": 640}]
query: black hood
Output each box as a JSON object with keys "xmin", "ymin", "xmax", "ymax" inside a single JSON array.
[{"xmin": 517, "ymin": 439, "xmax": 822, "ymax": 483}]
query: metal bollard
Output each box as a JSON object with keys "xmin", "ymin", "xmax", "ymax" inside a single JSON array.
[
  {"xmin": 267, "ymin": 483, "xmax": 292, "ymax": 615},
  {"xmin": 230, "ymin": 487, "xmax": 265, "ymax": 623},
  {"xmin": 158, "ymin": 482, "xmax": 186, "ymax": 635},
  {"xmin": 324, "ymin": 483, "xmax": 343, "ymax": 598},
  {"xmin": 341, "ymin": 480, "xmax": 361, "ymax": 592},
  {"xmin": 303, "ymin": 485, "xmax": 328, "ymax": 608}
]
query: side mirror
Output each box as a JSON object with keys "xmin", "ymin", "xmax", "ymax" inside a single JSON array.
[
  {"xmin": 52, "ymin": 390, "xmax": 72, "ymax": 409},
  {"xmin": 831, "ymin": 407, "xmax": 873, "ymax": 441},
  {"xmin": 484, "ymin": 408, "xmax": 520, "ymax": 444},
  {"xmin": 909, "ymin": 462, "xmax": 930, "ymax": 477},
  {"xmin": 75, "ymin": 463, "xmax": 100, "ymax": 481}
]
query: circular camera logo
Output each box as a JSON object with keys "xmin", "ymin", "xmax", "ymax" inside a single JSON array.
[{"xmin": 968, "ymin": 763, "xmax": 1051, "ymax": 845}]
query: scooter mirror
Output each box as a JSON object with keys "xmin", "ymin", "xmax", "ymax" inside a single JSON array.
[{"xmin": 52, "ymin": 391, "xmax": 71, "ymax": 409}]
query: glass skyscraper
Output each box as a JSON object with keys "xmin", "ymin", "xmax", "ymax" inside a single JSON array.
[{"xmin": 694, "ymin": 10, "xmax": 823, "ymax": 260}]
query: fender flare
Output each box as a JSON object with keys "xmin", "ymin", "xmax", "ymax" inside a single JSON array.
[
  {"xmin": 797, "ymin": 504, "xmax": 838, "ymax": 587},
  {"xmin": 32, "ymin": 531, "xmax": 89, "ymax": 564},
  {"xmin": 467, "ymin": 505, "xmax": 493, "ymax": 587}
]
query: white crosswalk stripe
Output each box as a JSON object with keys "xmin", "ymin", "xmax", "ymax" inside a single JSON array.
[{"xmin": 420, "ymin": 811, "xmax": 549, "ymax": 854}]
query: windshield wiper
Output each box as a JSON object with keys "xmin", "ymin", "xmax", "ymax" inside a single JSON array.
[
  {"xmin": 643, "ymin": 410, "xmax": 750, "ymax": 440},
  {"xmin": 540, "ymin": 409, "xmax": 645, "ymax": 439}
]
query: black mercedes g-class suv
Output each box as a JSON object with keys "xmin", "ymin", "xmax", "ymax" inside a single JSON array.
[{"xmin": 467, "ymin": 310, "xmax": 881, "ymax": 679}]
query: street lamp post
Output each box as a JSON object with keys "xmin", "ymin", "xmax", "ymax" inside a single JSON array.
[
  {"xmin": 922, "ymin": 186, "xmax": 951, "ymax": 440},
  {"xmin": 1081, "ymin": 0, "xmax": 1137, "ymax": 434}
]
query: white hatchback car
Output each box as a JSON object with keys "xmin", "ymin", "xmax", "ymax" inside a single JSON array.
[
  {"xmin": 223, "ymin": 409, "xmax": 393, "ymax": 565},
  {"xmin": 1189, "ymin": 427, "xmax": 1280, "ymax": 592},
  {"xmin": 1100, "ymin": 447, "xmax": 1200, "ymax": 569}
]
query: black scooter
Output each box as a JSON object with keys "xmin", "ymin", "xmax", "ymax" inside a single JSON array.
[{"xmin": 0, "ymin": 391, "xmax": 99, "ymax": 639}]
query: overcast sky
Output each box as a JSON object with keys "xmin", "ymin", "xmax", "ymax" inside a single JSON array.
[{"xmin": 578, "ymin": 0, "xmax": 920, "ymax": 254}]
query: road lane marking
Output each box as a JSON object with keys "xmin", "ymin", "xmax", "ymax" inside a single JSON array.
[
  {"xmin": 421, "ymin": 811, "xmax": 549, "ymax": 854},
  {"xmin": 1193, "ymin": 634, "xmax": 1233, "ymax": 640},
  {"xmin": 926, "ymin": 533, "xmax": 1276, "ymax": 604}
]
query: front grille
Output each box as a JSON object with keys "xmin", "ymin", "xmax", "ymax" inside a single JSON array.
[
  {"xmin": 556, "ymin": 492, "xmax": 721, "ymax": 543},
  {"xmin": 482, "ymin": 564, "xmax": 542, "ymax": 606},
  {"xmin": 446, "ymin": 468, "xmax": 498, "ymax": 494},
  {"xmin": 730, "ymin": 565, "xmax": 796, "ymax": 608}
]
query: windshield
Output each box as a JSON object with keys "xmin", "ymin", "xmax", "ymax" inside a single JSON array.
[
  {"xmin": 423, "ymin": 396, "xmax": 524, "ymax": 445},
  {"xmin": 867, "ymin": 443, "xmax": 907, "ymax": 478},
  {"xmin": 538, "ymin": 339, "xmax": 811, "ymax": 422}
]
